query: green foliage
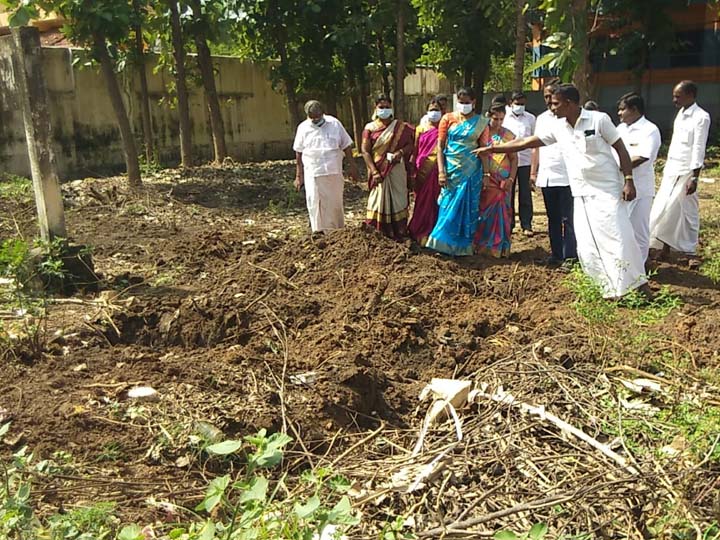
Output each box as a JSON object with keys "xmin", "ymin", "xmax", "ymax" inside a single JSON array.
[
  {"xmin": 0, "ymin": 426, "xmax": 360, "ymax": 540},
  {"xmin": 494, "ymin": 523, "xmax": 549, "ymax": 540},
  {"xmin": 485, "ymin": 53, "xmax": 534, "ymax": 93},
  {"xmin": 564, "ymin": 265, "xmax": 617, "ymax": 325},
  {"xmin": 564, "ymin": 266, "xmax": 681, "ymax": 328},
  {"xmin": 0, "ymin": 174, "xmax": 33, "ymax": 203},
  {"xmin": 700, "ymin": 244, "xmax": 720, "ymax": 284}
]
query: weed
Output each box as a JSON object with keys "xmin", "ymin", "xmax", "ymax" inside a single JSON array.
[
  {"xmin": 121, "ymin": 203, "xmax": 148, "ymax": 217},
  {"xmin": 47, "ymin": 502, "xmax": 118, "ymax": 539},
  {"xmin": 700, "ymin": 244, "xmax": 720, "ymax": 284},
  {"xmin": 0, "ymin": 174, "xmax": 32, "ymax": 203},
  {"xmin": 494, "ymin": 523, "xmax": 548, "ymax": 540},
  {"xmin": 564, "ymin": 266, "xmax": 617, "ymax": 325},
  {"xmin": 138, "ymin": 154, "xmax": 162, "ymax": 176},
  {"xmin": 621, "ymin": 285, "xmax": 682, "ymax": 325},
  {"xmin": 268, "ymin": 181, "xmax": 302, "ymax": 214}
]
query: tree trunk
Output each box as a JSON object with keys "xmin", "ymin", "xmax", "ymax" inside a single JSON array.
[
  {"xmin": 277, "ymin": 42, "xmax": 301, "ymax": 129},
  {"xmin": 190, "ymin": 0, "xmax": 227, "ymax": 163},
  {"xmin": 348, "ymin": 91, "xmax": 363, "ymax": 151},
  {"xmin": 394, "ymin": 0, "xmax": 406, "ymax": 120},
  {"xmin": 93, "ymin": 34, "xmax": 141, "ymax": 186},
  {"xmin": 169, "ymin": 0, "xmax": 193, "ymax": 167},
  {"xmin": 571, "ymin": 0, "xmax": 592, "ymax": 101},
  {"xmin": 376, "ymin": 34, "xmax": 391, "ymax": 97},
  {"xmin": 359, "ymin": 67, "xmax": 370, "ymax": 124},
  {"xmin": 512, "ymin": 0, "xmax": 526, "ymax": 92},
  {"xmin": 462, "ymin": 66, "xmax": 472, "ymax": 87},
  {"xmin": 133, "ymin": 0, "xmax": 154, "ymax": 164},
  {"xmin": 473, "ymin": 54, "xmax": 490, "ymax": 113},
  {"xmin": 346, "ymin": 65, "xmax": 363, "ymax": 149}
]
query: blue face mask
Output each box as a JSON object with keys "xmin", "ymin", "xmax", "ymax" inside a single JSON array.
[
  {"xmin": 311, "ymin": 116, "xmax": 326, "ymax": 127},
  {"xmin": 376, "ymin": 108, "xmax": 393, "ymax": 120}
]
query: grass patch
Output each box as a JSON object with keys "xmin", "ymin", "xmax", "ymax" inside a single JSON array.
[
  {"xmin": 0, "ymin": 174, "xmax": 32, "ymax": 203},
  {"xmin": 564, "ymin": 266, "xmax": 682, "ymax": 326}
]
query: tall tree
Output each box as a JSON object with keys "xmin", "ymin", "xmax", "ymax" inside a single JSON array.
[
  {"xmin": 412, "ymin": 0, "xmax": 515, "ymax": 104},
  {"xmin": 394, "ymin": 0, "xmax": 406, "ymax": 119},
  {"xmin": 188, "ymin": 0, "xmax": 227, "ymax": 162},
  {"xmin": 512, "ymin": 0, "xmax": 526, "ymax": 92},
  {"xmin": 4, "ymin": 0, "xmax": 143, "ymax": 185},
  {"xmin": 132, "ymin": 0, "xmax": 155, "ymax": 164},
  {"xmin": 168, "ymin": 0, "xmax": 193, "ymax": 167}
]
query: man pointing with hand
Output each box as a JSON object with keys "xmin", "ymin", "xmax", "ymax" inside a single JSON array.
[{"xmin": 474, "ymin": 83, "xmax": 647, "ymax": 299}]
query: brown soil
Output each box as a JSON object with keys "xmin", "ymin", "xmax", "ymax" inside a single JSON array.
[{"xmin": 1, "ymin": 162, "xmax": 719, "ymax": 536}]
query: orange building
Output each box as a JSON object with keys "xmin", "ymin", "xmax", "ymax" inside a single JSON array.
[{"xmin": 531, "ymin": 1, "xmax": 720, "ymax": 135}]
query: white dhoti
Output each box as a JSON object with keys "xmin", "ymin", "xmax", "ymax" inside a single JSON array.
[
  {"xmin": 574, "ymin": 194, "xmax": 647, "ymax": 298},
  {"xmin": 304, "ymin": 173, "xmax": 345, "ymax": 232},
  {"xmin": 625, "ymin": 196, "xmax": 653, "ymax": 262},
  {"xmin": 649, "ymin": 171, "xmax": 698, "ymax": 254}
]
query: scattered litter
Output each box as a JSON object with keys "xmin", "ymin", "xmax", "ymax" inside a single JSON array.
[
  {"xmin": 290, "ymin": 371, "xmax": 317, "ymax": 386},
  {"xmin": 242, "ymin": 239, "xmax": 257, "ymax": 246},
  {"xmin": 506, "ymin": 324, "xmax": 520, "ymax": 334},
  {"xmin": 699, "ymin": 177, "xmax": 715, "ymax": 184},
  {"xmin": 620, "ymin": 378, "xmax": 662, "ymax": 394},
  {"xmin": 72, "ymin": 363, "xmax": 87, "ymax": 372},
  {"xmin": 127, "ymin": 386, "xmax": 159, "ymax": 400}
]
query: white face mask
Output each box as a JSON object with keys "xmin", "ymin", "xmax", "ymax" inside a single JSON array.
[
  {"xmin": 376, "ymin": 108, "xmax": 393, "ymax": 120},
  {"xmin": 511, "ymin": 104, "xmax": 526, "ymax": 115},
  {"xmin": 427, "ymin": 110, "xmax": 442, "ymax": 123},
  {"xmin": 457, "ymin": 103, "xmax": 474, "ymax": 115}
]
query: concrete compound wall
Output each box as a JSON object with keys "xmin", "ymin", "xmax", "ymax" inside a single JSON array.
[{"xmin": 0, "ymin": 38, "xmax": 451, "ymax": 179}]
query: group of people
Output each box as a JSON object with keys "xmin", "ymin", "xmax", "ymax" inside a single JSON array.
[{"xmin": 292, "ymin": 79, "xmax": 711, "ymax": 299}]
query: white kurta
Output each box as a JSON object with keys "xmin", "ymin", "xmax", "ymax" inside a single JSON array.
[
  {"xmin": 538, "ymin": 109, "xmax": 647, "ymax": 297},
  {"xmin": 293, "ymin": 115, "xmax": 354, "ymax": 232},
  {"xmin": 575, "ymin": 195, "xmax": 647, "ymax": 298},
  {"xmin": 503, "ymin": 107, "xmax": 536, "ymax": 167},
  {"xmin": 616, "ymin": 116, "xmax": 661, "ymax": 261},
  {"xmin": 649, "ymin": 103, "xmax": 711, "ymax": 254}
]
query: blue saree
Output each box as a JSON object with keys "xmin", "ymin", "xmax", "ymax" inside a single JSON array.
[{"xmin": 426, "ymin": 113, "xmax": 488, "ymax": 256}]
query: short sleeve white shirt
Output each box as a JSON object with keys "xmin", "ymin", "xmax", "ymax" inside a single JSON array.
[
  {"xmin": 616, "ymin": 116, "xmax": 661, "ymax": 199},
  {"xmin": 537, "ymin": 109, "xmax": 623, "ymax": 197},
  {"xmin": 293, "ymin": 115, "xmax": 353, "ymax": 177},
  {"xmin": 533, "ymin": 110, "xmax": 569, "ymax": 188},
  {"xmin": 665, "ymin": 103, "xmax": 711, "ymax": 175},
  {"xmin": 503, "ymin": 106, "xmax": 536, "ymax": 166}
]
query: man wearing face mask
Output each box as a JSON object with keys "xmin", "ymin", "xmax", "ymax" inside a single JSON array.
[
  {"xmin": 293, "ymin": 100, "xmax": 360, "ymax": 233},
  {"xmin": 502, "ymin": 91, "xmax": 537, "ymax": 236}
]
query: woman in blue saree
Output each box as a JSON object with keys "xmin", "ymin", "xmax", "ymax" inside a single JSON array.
[{"xmin": 426, "ymin": 87, "xmax": 488, "ymax": 256}]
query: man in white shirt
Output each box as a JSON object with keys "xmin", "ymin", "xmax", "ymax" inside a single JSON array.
[
  {"xmin": 531, "ymin": 81, "xmax": 576, "ymax": 266},
  {"xmin": 616, "ymin": 93, "xmax": 662, "ymax": 263},
  {"xmin": 503, "ymin": 91, "xmax": 537, "ymax": 235},
  {"xmin": 650, "ymin": 80, "xmax": 711, "ymax": 257},
  {"xmin": 293, "ymin": 100, "xmax": 360, "ymax": 232},
  {"xmin": 475, "ymin": 84, "xmax": 647, "ymax": 299}
]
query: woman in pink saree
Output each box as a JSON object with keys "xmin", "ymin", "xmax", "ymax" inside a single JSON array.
[
  {"xmin": 474, "ymin": 103, "xmax": 518, "ymax": 257},
  {"xmin": 408, "ymin": 99, "xmax": 442, "ymax": 245}
]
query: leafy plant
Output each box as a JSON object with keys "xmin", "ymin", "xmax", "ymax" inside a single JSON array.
[
  {"xmin": 495, "ymin": 522, "xmax": 549, "ymax": 540},
  {"xmin": 564, "ymin": 265, "xmax": 617, "ymax": 325}
]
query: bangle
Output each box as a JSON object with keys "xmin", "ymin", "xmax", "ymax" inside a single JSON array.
[{"xmin": 624, "ymin": 175, "xmax": 633, "ymax": 181}]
